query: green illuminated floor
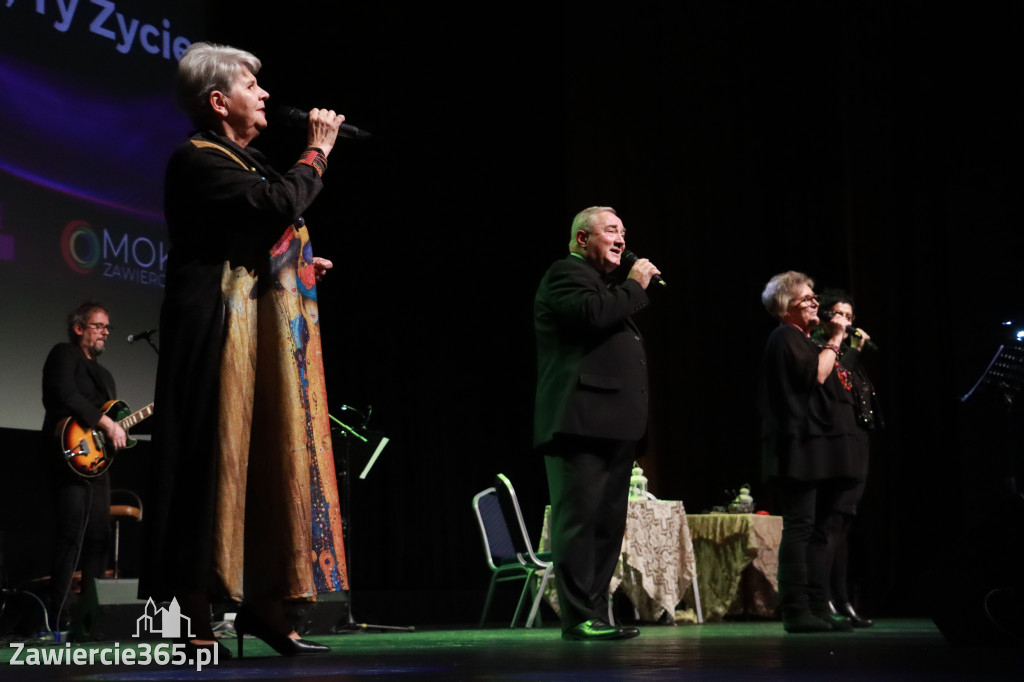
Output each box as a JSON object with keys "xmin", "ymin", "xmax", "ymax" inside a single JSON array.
[{"xmin": 2, "ymin": 620, "xmax": 1022, "ymax": 680}]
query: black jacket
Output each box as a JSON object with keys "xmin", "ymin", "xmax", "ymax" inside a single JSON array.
[
  {"xmin": 533, "ymin": 254, "xmax": 650, "ymax": 446},
  {"xmin": 41, "ymin": 342, "xmax": 116, "ymax": 441}
]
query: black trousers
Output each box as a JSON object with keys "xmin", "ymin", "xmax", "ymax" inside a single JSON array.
[
  {"xmin": 49, "ymin": 470, "xmax": 111, "ymax": 624},
  {"xmin": 544, "ymin": 436, "xmax": 635, "ymax": 631},
  {"xmin": 777, "ymin": 476, "xmax": 856, "ymax": 614}
]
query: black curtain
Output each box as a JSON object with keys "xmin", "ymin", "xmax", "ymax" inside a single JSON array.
[{"xmin": 197, "ymin": 1, "xmax": 1023, "ymax": 623}]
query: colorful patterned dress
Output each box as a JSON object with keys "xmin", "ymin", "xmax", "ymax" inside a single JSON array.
[{"xmin": 140, "ymin": 131, "xmax": 347, "ymax": 605}]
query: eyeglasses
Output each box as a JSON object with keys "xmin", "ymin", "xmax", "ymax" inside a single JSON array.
[
  {"xmin": 831, "ymin": 310, "xmax": 856, "ymax": 323},
  {"xmin": 791, "ymin": 294, "xmax": 818, "ymax": 307},
  {"xmin": 86, "ymin": 323, "xmax": 112, "ymax": 331}
]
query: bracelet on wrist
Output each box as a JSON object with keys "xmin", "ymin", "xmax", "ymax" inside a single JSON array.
[{"xmin": 297, "ymin": 147, "xmax": 328, "ymax": 177}]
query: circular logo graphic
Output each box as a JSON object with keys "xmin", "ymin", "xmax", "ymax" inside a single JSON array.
[{"xmin": 61, "ymin": 220, "xmax": 101, "ymax": 274}]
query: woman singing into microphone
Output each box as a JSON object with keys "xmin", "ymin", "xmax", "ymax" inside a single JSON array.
[
  {"xmin": 814, "ymin": 289, "xmax": 881, "ymax": 628},
  {"xmin": 758, "ymin": 272, "xmax": 871, "ymax": 633},
  {"xmin": 140, "ymin": 42, "xmax": 349, "ymax": 658}
]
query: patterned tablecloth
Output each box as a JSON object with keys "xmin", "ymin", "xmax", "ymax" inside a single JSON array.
[
  {"xmin": 539, "ymin": 499, "xmax": 698, "ymax": 623},
  {"xmin": 684, "ymin": 513, "xmax": 782, "ymax": 620}
]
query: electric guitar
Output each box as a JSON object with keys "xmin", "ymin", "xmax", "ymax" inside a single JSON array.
[{"xmin": 58, "ymin": 399, "xmax": 154, "ymax": 478}]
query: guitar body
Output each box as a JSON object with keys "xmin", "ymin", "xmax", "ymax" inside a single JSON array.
[{"xmin": 59, "ymin": 399, "xmax": 149, "ymax": 478}]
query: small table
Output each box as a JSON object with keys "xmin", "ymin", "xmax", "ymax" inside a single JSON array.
[
  {"xmin": 684, "ymin": 513, "xmax": 782, "ymax": 620},
  {"xmin": 539, "ymin": 498, "xmax": 699, "ymax": 624}
]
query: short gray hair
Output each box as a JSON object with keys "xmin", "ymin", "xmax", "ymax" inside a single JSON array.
[
  {"xmin": 175, "ymin": 42, "xmax": 261, "ymax": 127},
  {"xmin": 568, "ymin": 206, "xmax": 616, "ymax": 250},
  {"xmin": 761, "ymin": 271, "xmax": 813, "ymax": 320}
]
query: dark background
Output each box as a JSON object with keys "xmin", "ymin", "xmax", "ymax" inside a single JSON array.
[{"xmin": 4, "ymin": 1, "xmax": 1022, "ymax": 627}]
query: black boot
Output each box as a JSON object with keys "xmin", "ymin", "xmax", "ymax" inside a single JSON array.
[
  {"xmin": 812, "ymin": 607, "xmax": 855, "ymax": 632},
  {"xmin": 807, "ymin": 546, "xmax": 852, "ymax": 632},
  {"xmin": 783, "ymin": 610, "xmax": 833, "ymax": 633},
  {"xmin": 836, "ymin": 601, "xmax": 874, "ymax": 628},
  {"xmin": 779, "ymin": 563, "xmax": 831, "ymax": 634}
]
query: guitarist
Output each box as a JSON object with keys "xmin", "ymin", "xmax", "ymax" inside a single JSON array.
[{"xmin": 40, "ymin": 300, "xmax": 127, "ymax": 631}]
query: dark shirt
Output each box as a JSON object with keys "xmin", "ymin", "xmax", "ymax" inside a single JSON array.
[{"xmin": 759, "ymin": 324, "xmax": 861, "ymax": 480}]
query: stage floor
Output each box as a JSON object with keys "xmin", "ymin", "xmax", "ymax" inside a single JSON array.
[{"xmin": 2, "ymin": 619, "xmax": 1022, "ymax": 680}]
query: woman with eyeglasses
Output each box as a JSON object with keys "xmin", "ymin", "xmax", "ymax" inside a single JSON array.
[
  {"xmin": 758, "ymin": 271, "xmax": 871, "ymax": 633},
  {"xmin": 813, "ymin": 289, "xmax": 881, "ymax": 628}
]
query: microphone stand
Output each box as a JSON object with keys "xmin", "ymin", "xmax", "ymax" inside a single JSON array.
[
  {"xmin": 127, "ymin": 330, "xmax": 159, "ymax": 355},
  {"xmin": 329, "ymin": 406, "xmax": 412, "ymax": 634}
]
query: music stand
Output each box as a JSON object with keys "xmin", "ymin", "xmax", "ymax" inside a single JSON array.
[
  {"xmin": 960, "ymin": 341, "xmax": 1024, "ymax": 494},
  {"xmin": 328, "ymin": 406, "xmax": 412, "ymax": 633},
  {"xmin": 936, "ymin": 339, "xmax": 1024, "ymax": 646}
]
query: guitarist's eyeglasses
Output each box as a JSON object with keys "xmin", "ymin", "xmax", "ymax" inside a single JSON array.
[{"xmin": 86, "ymin": 323, "xmax": 112, "ymax": 331}]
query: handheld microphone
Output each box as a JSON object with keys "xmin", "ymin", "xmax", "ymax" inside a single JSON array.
[
  {"xmin": 276, "ymin": 106, "xmax": 371, "ymax": 139},
  {"xmin": 819, "ymin": 312, "xmax": 878, "ymax": 351},
  {"xmin": 621, "ymin": 250, "xmax": 666, "ymax": 286},
  {"xmin": 127, "ymin": 329, "xmax": 157, "ymax": 344},
  {"xmin": 851, "ymin": 328, "xmax": 879, "ymax": 351}
]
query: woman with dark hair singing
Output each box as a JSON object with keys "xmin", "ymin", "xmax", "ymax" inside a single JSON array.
[{"xmin": 814, "ymin": 289, "xmax": 881, "ymax": 628}]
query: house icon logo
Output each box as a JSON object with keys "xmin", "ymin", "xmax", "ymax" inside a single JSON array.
[{"xmin": 133, "ymin": 597, "xmax": 195, "ymax": 639}]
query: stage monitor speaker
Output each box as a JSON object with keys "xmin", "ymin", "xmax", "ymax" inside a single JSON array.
[
  {"xmin": 931, "ymin": 494, "xmax": 1024, "ymax": 647},
  {"xmin": 73, "ymin": 578, "xmax": 147, "ymax": 642},
  {"xmin": 291, "ymin": 590, "xmax": 350, "ymax": 635}
]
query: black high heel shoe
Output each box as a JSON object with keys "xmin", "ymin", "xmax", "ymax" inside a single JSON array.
[
  {"xmin": 836, "ymin": 601, "xmax": 874, "ymax": 628},
  {"xmin": 234, "ymin": 607, "xmax": 330, "ymax": 658}
]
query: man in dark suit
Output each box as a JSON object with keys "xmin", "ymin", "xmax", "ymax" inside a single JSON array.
[
  {"xmin": 534, "ymin": 206, "xmax": 661, "ymax": 641},
  {"xmin": 41, "ymin": 301, "xmax": 126, "ymax": 630}
]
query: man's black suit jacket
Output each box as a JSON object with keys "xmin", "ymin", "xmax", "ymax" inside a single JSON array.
[
  {"xmin": 533, "ymin": 254, "xmax": 650, "ymax": 447},
  {"xmin": 41, "ymin": 342, "xmax": 116, "ymax": 440}
]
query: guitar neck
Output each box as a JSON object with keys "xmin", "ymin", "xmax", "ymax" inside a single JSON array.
[{"xmin": 119, "ymin": 403, "xmax": 154, "ymax": 429}]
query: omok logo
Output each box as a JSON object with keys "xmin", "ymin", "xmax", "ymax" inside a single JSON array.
[{"xmin": 59, "ymin": 220, "xmax": 168, "ymax": 286}]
